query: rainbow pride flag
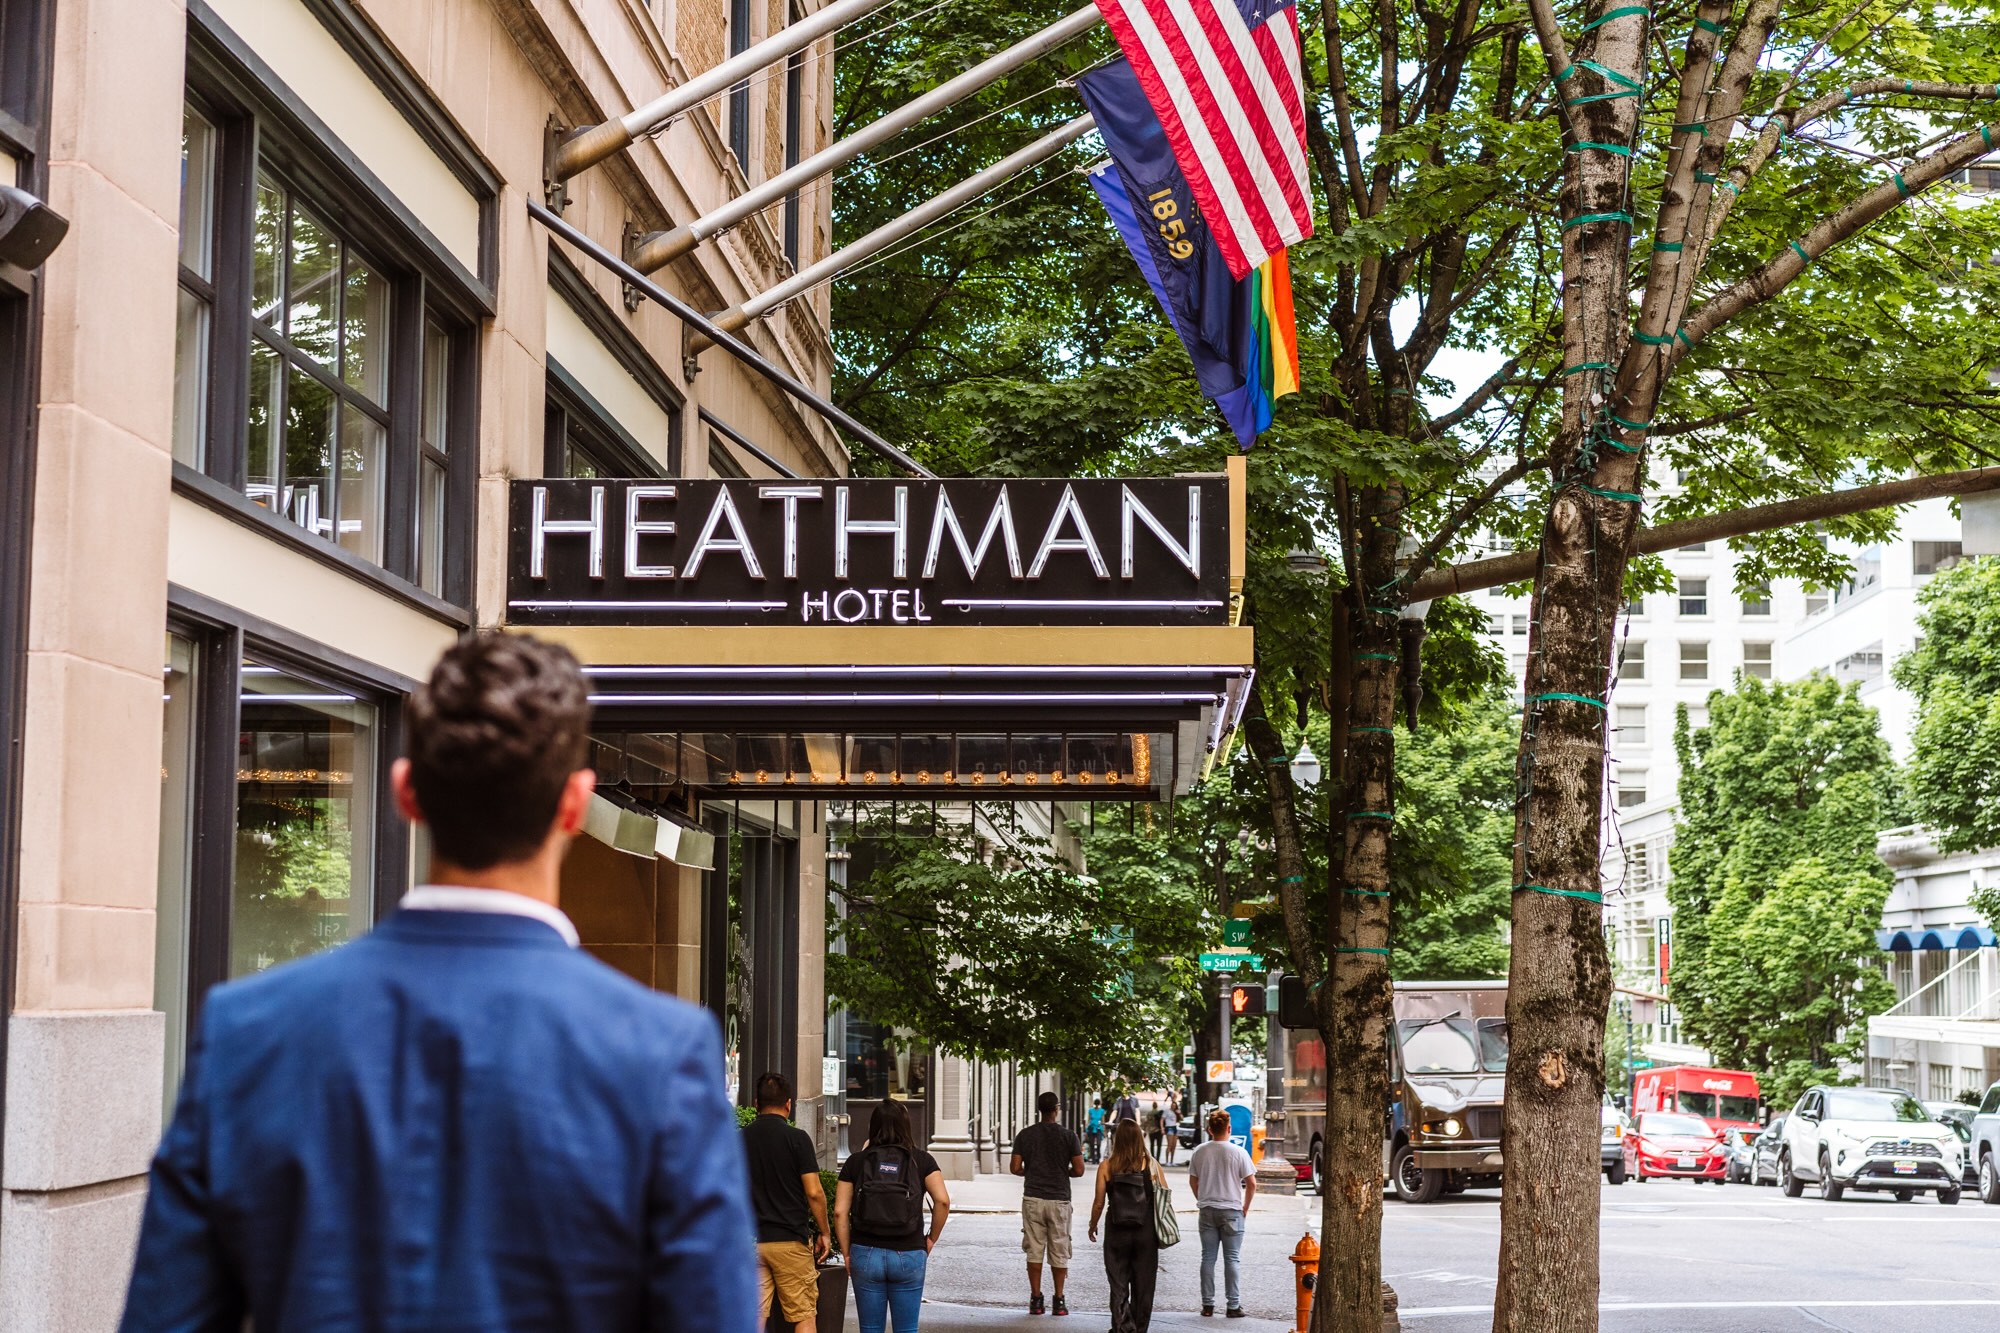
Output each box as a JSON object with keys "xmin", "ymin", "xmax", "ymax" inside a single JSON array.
[{"xmin": 1079, "ymin": 57, "xmax": 1301, "ymax": 448}]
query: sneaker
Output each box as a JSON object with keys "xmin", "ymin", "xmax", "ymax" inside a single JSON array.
[
  {"xmin": 1053, "ymin": 1298, "xmax": 1069, "ymax": 1317},
  {"xmin": 1226, "ymin": 1310, "xmax": 1247, "ymax": 1319},
  {"xmin": 1030, "ymin": 1294, "xmax": 1046, "ymax": 1316}
]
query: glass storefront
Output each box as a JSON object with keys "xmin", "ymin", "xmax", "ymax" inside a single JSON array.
[{"xmin": 231, "ymin": 659, "xmax": 375, "ymax": 976}]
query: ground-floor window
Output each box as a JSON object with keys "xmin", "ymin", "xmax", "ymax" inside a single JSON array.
[{"xmin": 153, "ymin": 598, "xmax": 410, "ymax": 1103}]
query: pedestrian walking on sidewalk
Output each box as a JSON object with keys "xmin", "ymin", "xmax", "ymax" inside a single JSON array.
[
  {"xmin": 746, "ymin": 1072, "xmax": 833, "ymax": 1333},
  {"xmin": 1115, "ymin": 1090, "xmax": 1142, "ymax": 1124},
  {"xmin": 119, "ymin": 632, "xmax": 758, "ymax": 1333},
  {"xmin": 1088, "ymin": 1099, "xmax": 1106, "ymax": 1164},
  {"xmin": 837, "ymin": 1100, "xmax": 951, "ymax": 1333},
  {"xmin": 1011, "ymin": 1089, "xmax": 1087, "ymax": 1315},
  {"xmin": 1088, "ymin": 1120, "xmax": 1170, "ymax": 1333},
  {"xmin": 1145, "ymin": 1104, "xmax": 1166, "ymax": 1161},
  {"xmin": 1160, "ymin": 1101, "xmax": 1180, "ymax": 1166},
  {"xmin": 1188, "ymin": 1109, "xmax": 1256, "ymax": 1317}
]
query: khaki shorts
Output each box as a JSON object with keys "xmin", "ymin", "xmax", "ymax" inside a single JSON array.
[
  {"xmin": 1021, "ymin": 1197, "xmax": 1074, "ymax": 1267},
  {"xmin": 757, "ymin": 1240, "xmax": 820, "ymax": 1322}
]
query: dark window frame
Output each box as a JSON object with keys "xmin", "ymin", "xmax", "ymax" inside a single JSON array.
[
  {"xmin": 177, "ymin": 17, "xmax": 483, "ymax": 612},
  {"xmin": 782, "ymin": 0, "xmax": 804, "ymax": 267},
  {"xmin": 163, "ymin": 585, "xmax": 414, "ymax": 1040},
  {"xmin": 728, "ymin": 0, "xmax": 753, "ymax": 171},
  {"xmin": 545, "ymin": 361, "xmax": 672, "ymax": 479},
  {"xmin": 0, "ymin": 0, "xmax": 57, "ymax": 1196}
]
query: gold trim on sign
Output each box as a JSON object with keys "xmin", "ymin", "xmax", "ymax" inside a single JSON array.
[{"xmin": 507, "ymin": 623, "xmax": 1257, "ymax": 668}]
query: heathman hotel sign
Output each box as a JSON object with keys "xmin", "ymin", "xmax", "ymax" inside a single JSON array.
[{"xmin": 507, "ymin": 477, "xmax": 1233, "ymax": 628}]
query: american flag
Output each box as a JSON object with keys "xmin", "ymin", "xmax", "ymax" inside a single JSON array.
[{"xmin": 1091, "ymin": 0, "xmax": 1314, "ymax": 280}]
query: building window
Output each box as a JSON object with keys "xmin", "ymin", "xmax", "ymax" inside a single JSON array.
[
  {"xmin": 1835, "ymin": 643, "xmax": 1884, "ymax": 687},
  {"xmin": 1512, "ymin": 614, "xmax": 1529, "ymax": 636},
  {"xmin": 1678, "ymin": 577, "xmax": 1708, "ymax": 616},
  {"xmin": 1966, "ymin": 1067, "xmax": 1986, "ymax": 1098},
  {"xmin": 1616, "ymin": 704, "xmax": 1647, "ymax": 746},
  {"xmin": 1741, "ymin": 642, "xmax": 1772, "ymax": 681},
  {"xmin": 1618, "ymin": 641, "xmax": 1645, "ymax": 681},
  {"xmin": 1627, "ymin": 842, "xmax": 1650, "ymax": 892},
  {"xmin": 175, "ymin": 105, "xmax": 219, "ymax": 469},
  {"xmin": 1680, "ymin": 642, "xmax": 1708, "ymax": 680},
  {"xmin": 1740, "ymin": 585, "xmax": 1771, "ymax": 616},
  {"xmin": 1914, "ymin": 540, "xmax": 1964, "ymax": 577},
  {"xmin": 1805, "ymin": 588, "xmax": 1829, "ymax": 616},
  {"xmin": 544, "ymin": 367, "xmax": 670, "ymax": 479},
  {"xmin": 1931, "ymin": 1065, "xmax": 1956, "ymax": 1102},
  {"xmin": 728, "ymin": 0, "xmax": 753, "ymax": 170},
  {"xmin": 171, "ymin": 76, "xmax": 476, "ymax": 606},
  {"xmin": 1618, "ymin": 773, "xmax": 1647, "ymax": 808},
  {"xmin": 1680, "ymin": 541, "xmax": 1706, "ymax": 553},
  {"xmin": 154, "ymin": 609, "xmax": 407, "ymax": 1105},
  {"xmin": 1488, "ymin": 615, "xmax": 1504, "ymax": 635},
  {"xmin": 782, "ymin": 5, "xmax": 804, "ymax": 268}
]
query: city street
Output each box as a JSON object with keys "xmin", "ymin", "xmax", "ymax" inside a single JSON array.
[{"xmin": 903, "ymin": 1169, "xmax": 2000, "ymax": 1333}]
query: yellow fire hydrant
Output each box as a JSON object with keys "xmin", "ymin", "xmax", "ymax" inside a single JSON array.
[{"xmin": 1290, "ymin": 1230, "xmax": 1320, "ymax": 1333}]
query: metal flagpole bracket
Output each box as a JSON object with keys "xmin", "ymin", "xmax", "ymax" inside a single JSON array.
[{"xmin": 542, "ymin": 115, "xmax": 574, "ymax": 213}]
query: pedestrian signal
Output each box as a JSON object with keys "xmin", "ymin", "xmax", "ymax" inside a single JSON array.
[
  {"xmin": 1229, "ymin": 984, "xmax": 1266, "ymax": 1016},
  {"xmin": 1278, "ymin": 974, "xmax": 1318, "ymax": 1030}
]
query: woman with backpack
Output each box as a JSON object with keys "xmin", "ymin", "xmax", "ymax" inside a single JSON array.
[
  {"xmin": 1087, "ymin": 1119, "xmax": 1171, "ymax": 1333},
  {"xmin": 836, "ymin": 1101, "xmax": 952, "ymax": 1333}
]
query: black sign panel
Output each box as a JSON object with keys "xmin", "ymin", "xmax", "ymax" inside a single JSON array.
[{"xmin": 506, "ymin": 477, "xmax": 1231, "ymax": 627}]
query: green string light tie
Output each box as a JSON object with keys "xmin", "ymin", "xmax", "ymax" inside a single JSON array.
[
  {"xmin": 1568, "ymin": 89, "xmax": 1642, "ymax": 105},
  {"xmin": 1633, "ymin": 330, "xmax": 1676, "ymax": 345},
  {"xmin": 1694, "ymin": 17, "xmax": 1724, "ymax": 34},
  {"xmin": 1334, "ymin": 947, "xmax": 1392, "ymax": 956},
  {"xmin": 1279, "ymin": 875, "xmax": 1305, "ymax": 885},
  {"xmin": 1580, "ymin": 485, "xmax": 1645, "ymax": 503},
  {"xmin": 1600, "ymin": 437, "xmax": 1640, "ymax": 454},
  {"xmin": 1581, "ymin": 5, "xmax": 1651, "ymax": 30},
  {"xmin": 1654, "ymin": 241, "xmax": 1684, "ymax": 252},
  {"xmin": 1983, "ymin": 127, "xmax": 1994, "ymax": 149},
  {"xmin": 1789, "ymin": 239, "xmax": 1810, "ymax": 263},
  {"xmin": 1719, "ymin": 178, "xmax": 1740, "ymax": 195},
  {"xmin": 1515, "ymin": 884, "xmax": 1606, "ymax": 904},
  {"xmin": 1607, "ymin": 411, "xmax": 1652, "ymax": 431},
  {"xmin": 1355, "ymin": 652, "xmax": 1398, "ymax": 662},
  {"xmin": 1367, "ymin": 605, "xmax": 1400, "ymax": 615},
  {"xmin": 1894, "ymin": 172, "xmax": 1910, "ymax": 198},
  {"xmin": 1563, "ymin": 211, "xmax": 1634, "ymax": 230},
  {"xmin": 1528, "ymin": 692, "xmax": 1607, "ymax": 709},
  {"xmin": 1347, "ymin": 811, "xmax": 1395, "ymax": 820},
  {"xmin": 1345, "ymin": 888, "xmax": 1392, "ymax": 898},
  {"xmin": 1694, "ymin": 171, "xmax": 1718, "ymax": 182},
  {"xmin": 1577, "ymin": 60, "xmax": 1646, "ymax": 92},
  {"xmin": 1673, "ymin": 123, "xmax": 1707, "ymax": 135},
  {"xmin": 1265, "ymin": 757, "xmax": 1289, "ymax": 766},
  {"xmin": 1904, "ymin": 80, "xmax": 1914, "ymax": 94},
  {"xmin": 1556, "ymin": 64, "xmax": 1580, "ymax": 83},
  {"xmin": 1562, "ymin": 361, "xmax": 1611, "ymax": 376},
  {"xmin": 1567, "ymin": 141, "xmax": 1635, "ymax": 156},
  {"xmin": 1351, "ymin": 726, "xmax": 1394, "ymax": 734}
]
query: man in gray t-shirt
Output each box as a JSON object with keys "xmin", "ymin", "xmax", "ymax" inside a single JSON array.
[{"xmin": 1187, "ymin": 1109, "xmax": 1256, "ymax": 1316}]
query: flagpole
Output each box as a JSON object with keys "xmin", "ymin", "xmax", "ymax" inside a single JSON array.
[
  {"xmin": 631, "ymin": 6, "xmax": 1103, "ymax": 274},
  {"xmin": 696, "ymin": 115, "xmax": 1095, "ymax": 344},
  {"xmin": 550, "ymin": 0, "xmax": 900, "ymax": 185}
]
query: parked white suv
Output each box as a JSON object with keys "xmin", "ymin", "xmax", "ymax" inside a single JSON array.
[{"xmin": 1780, "ymin": 1086, "xmax": 1963, "ymax": 1204}]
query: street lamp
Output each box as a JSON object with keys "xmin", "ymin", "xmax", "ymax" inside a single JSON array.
[
  {"xmin": 1394, "ymin": 535, "xmax": 1433, "ymax": 730},
  {"xmin": 1289, "ymin": 741, "xmax": 1321, "ymax": 789}
]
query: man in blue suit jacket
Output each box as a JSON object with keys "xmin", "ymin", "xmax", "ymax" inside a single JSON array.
[{"xmin": 122, "ymin": 633, "xmax": 759, "ymax": 1332}]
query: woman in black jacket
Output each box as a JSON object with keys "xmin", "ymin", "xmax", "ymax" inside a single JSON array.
[{"xmin": 1088, "ymin": 1119, "xmax": 1169, "ymax": 1333}]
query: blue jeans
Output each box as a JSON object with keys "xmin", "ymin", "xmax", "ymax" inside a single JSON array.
[
  {"xmin": 850, "ymin": 1243, "xmax": 928, "ymax": 1333},
  {"xmin": 1198, "ymin": 1207, "xmax": 1244, "ymax": 1311}
]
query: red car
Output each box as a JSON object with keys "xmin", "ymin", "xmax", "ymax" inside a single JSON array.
[{"xmin": 1624, "ymin": 1111, "xmax": 1728, "ymax": 1183}]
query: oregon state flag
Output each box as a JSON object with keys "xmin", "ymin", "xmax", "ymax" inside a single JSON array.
[{"xmin": 1078, "ymin": 57, "xmax": 1299, "ymax": 448}]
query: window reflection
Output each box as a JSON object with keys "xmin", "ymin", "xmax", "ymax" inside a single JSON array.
[
  {"xmin": 231, "ymin": 660, "xmax": 374, "ymax": 977},
  {"xmin": 155, "ymin": 635, "xmax": 200, "ymax": 1109}
]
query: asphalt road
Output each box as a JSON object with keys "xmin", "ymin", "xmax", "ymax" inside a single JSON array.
[{"xmin": 893, "ymin": 1168, "xmax": 2000, "ymax": 1333}]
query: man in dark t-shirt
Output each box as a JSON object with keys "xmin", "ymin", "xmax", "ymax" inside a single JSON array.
[
  {"xmin": 744, "ymin": 1073, "xmax": 832, "ymax": 1333},
  {"xmin": 1010, "ymin": 1090, "xmax": 1085, "ymax": 1315}
]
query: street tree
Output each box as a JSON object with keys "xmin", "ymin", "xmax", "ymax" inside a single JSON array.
[
  {"xmin": 1666, "ymin": 675, "xmax": 1897, "ymax": 1105},
  {"xmin": 1896, "ymin": 556, "xmax": 2000, "ymax": 864},
  {"xmin": 829, "ymin": 1, "xmax": 2000, "ymax": 1327}
]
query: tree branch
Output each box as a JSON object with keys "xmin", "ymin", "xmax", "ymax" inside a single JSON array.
[{"xmin": 1408, "ymin": 465, "xmax": 2000, "ymax": 601}]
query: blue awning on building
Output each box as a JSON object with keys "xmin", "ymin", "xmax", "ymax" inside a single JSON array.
[{"xmin": 1877, "ymin": 925, "xmax": 1999, "ymax": 951}]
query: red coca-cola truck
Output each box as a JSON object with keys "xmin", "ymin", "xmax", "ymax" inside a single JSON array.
[{"xmin": 1631, "ymin": 1066, "xmax": 1762, "ymax": 1131}]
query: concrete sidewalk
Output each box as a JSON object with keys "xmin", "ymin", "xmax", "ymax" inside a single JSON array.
[{"xmin": 897, "ymin": 1299, "xmax": 1294, "ymax": 1333}]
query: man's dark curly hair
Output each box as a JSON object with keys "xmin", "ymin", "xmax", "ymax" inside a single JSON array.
[{"xmin": 407, "ymin": 633, "xmax": 592, "ymax": 869}]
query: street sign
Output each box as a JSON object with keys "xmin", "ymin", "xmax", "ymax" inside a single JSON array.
[
  {"xmin": 823, "ymin": 1056, "xmax": 843, "ymax": 1097},
  {"xmin": 1206, "ymin": 1060, "xmax": 1234, "ymax": 1084},
  {"xmin": 1223, "ymin": 918, "xmax": 1253, "ymax": 947},
  {"xmin": 1200, "ymin": 952, "xmax": 1263, "ymax": 971}
]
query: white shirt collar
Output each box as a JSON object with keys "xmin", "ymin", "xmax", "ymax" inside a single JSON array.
[{"xmin": 400, "ymin": 885, "xmax": 580, "ymax": 948}]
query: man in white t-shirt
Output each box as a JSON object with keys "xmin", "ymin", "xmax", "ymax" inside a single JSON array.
[{"xmin": 1186, "ymin": 1109, "xmax": 1256, "ymax": 1317}]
